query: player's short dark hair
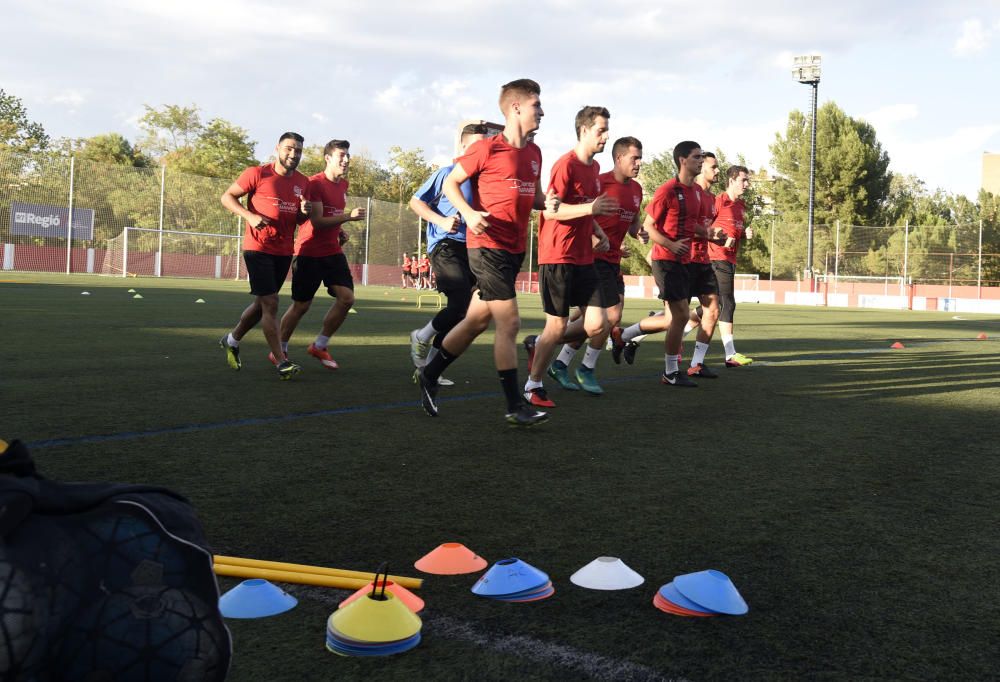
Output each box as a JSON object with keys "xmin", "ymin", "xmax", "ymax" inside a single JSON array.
[
  {"xmin": 727, "ymin": 165, "xmax": 750, "ymax": 181},
  {"xmin": 703, "ymin": 151, "xmax": 717, "ymax": 160},
  {"xmin": 611, "ymin": 136, "xmax": 642, "ymax": 159},
  {"xmin": 574, "ymin": 106, "xmax": 610, "ymax": 140},
  {"xmin": 279, "ymin": 132, "xmax": 304, "ymax": 144},
  {"xmin": 499, "ymin": 79, "xmax": 541, "ymax": 113},
  {"xmin": 324, "ymin": 139, "xmax": 350, "ymax": 156},
  {"xmin": 460, "ymin": 123, "xmax": 489, "ymax": 144},
  {"xmin": 673, "ymin": 141, "xmax": 701, "ymax": 168}
]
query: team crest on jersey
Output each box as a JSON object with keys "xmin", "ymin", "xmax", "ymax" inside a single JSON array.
[
  {"xmin": 294, "ymin": 186, "xmax": 303, "ymax": 196},
  {"xmin": 530, "ymin": 160, "xmax": 540, "ymax": 177}
]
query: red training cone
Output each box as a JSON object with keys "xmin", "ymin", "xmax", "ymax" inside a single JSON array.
[{"xmin": 890, "ymin": 341, "xmax": 905, "ymax": 349}]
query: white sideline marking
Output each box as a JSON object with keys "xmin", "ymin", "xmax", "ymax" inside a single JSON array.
[{"xmin": 294, "ymin": 585, "xmax": 684, "ymax": 681}]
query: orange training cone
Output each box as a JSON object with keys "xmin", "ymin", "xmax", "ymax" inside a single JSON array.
[
  {"xmin": 976, "ymin": 332, "xmax": 988, "ymax": 340},
  {"xmin": 890, "ymin": 341, "xmax": 905, "ymax": 349},
  {"xmin": 414, "ymin": 542, "xmax": 487, "ymax": 575}
]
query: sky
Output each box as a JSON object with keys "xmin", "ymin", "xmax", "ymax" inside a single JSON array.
[{"xmin": 4, "ymin": 0, "xmax": 999, "ymax": 200}]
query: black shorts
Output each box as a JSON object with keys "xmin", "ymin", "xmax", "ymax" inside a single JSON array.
[
  {"xmin": 468, "ymin": 247, "xmax": 524, "ymax": 301},
  {"xmin": 431, "ymin": 240, "xmax": 476, "ymax": 295},
  {"xmin": 291, "ymin": 253, "xmax": 354, "ymax": 302},
  {"xmin": 594, "ymin": 259, "xmax": 624, "ymax": 305},
  {"xmin": 244, "ymin": 250, "xmax": 292, "ymax": 296},
  {"xmin": 652, "ymin": 259, "xmax": 690, "ymax": 303},
  {"xmin": 687, "ymin": 262, "xmax": 719, "ymax": 298},
  {"xmin": 539, "ymin": 263, "xmax": 602, "ymax": 317}
]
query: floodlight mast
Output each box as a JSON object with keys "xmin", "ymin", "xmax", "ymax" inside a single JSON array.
[{"xmin": 792, "ymin": 55, "xmax": 821, "ymax": 283}]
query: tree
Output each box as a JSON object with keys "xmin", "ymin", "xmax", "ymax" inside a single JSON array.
[
  {"xmin": 0, "ymin": 89, "xmax": 49, "ymax": 154},
  {"xmin": 137, "ymin": 104, "xmax": 201, "ymax": 159},
  {"xmin": 65, "ymin": 133, "xmax": 151, "ymax": 167},
  {"xmin": 380, "ymin": 146, "xmax": 432, "ymax": 205},
  {"xmin": 181, "ymin": 118, "xmax": 257, "ymax": 179}
]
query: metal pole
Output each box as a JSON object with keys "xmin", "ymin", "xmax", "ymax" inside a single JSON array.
[
  {"xmin": 363, "ymin": 196, "xmax": 372, "ymax": 286},
  {"xmin": 806, "ymin": 81, "xmax": 818, "ymax": 284},
  {"xmin": 948, "ymin": 253, "xmax": 954, "ymax": 297},
  {"xmin": 65, "ymin": 156, "xmax": 75, "ymax": 274},
  {"xmin": 902, "ymin": 221, "xmax": 909, "ymax": 297},
  {"xmin": 833, "ymin": 220, "xmax": 840, "ymax": 291},
  {"xmin": 978, "ymin": 219, "xmax": 983, "ymax": 297},
  {"xmin": 769, "ymin": 218, "xmax": 775, "ymax": 281},
  {"xmin": 157, "ymin": 164, "xmax": 166, "ymax": 277},
  {"xmin": 122, "ymin": 226, "xmax": 128, "ymax": 278}
]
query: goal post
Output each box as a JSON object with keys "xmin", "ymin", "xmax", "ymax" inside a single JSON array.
[{"xmin": 100, "ymin": 227, "xmax": 243, "ymax": 280}]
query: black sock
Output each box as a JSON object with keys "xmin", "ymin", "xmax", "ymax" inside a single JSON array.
[
  {"xmin": 432, "ymin": 333, "xmax": 444, "ymax": 350},
  {"xmin": 498, "ymin": 368, "xmax": 523, "ymax": 413},
  {"xmin": 424, "ymin": 346, "xmax": 456, "ymax": 382}
]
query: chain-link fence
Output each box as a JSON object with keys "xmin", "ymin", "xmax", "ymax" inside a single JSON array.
[
  {"xmin": 745, "ymin": 219, "xmax": 998, "ymax": 288},
  {"xmin": 3, "ymin": 148, "xmax": 998, "ymax": 289}
]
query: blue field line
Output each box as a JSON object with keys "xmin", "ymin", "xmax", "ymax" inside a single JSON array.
[{"xmin": 26, "ymin": 374, "xmax": 650, "ymax": 450}]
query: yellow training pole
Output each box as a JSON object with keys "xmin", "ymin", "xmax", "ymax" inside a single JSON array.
[
  {"xmin": 213, "ymin": 555, "xmax": 423, "ymax": 590},
  {"xmin": 213, "ymin": 563, "xmax": 373, "ymax": 590}
]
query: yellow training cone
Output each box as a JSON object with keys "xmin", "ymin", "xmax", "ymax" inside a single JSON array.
[{"xmin": 329, "ymin": 591, "xmax": 421, "ymax": 643}]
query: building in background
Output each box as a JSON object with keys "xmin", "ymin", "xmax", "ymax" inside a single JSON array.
[{"xmin": 983, "ymin": 152, "xmax": 1000, "ymax": 196}]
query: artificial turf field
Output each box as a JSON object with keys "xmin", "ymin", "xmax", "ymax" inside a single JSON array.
[{"xmin": 3, "ymin": 273, "xmax": 999, "ymax": 681}]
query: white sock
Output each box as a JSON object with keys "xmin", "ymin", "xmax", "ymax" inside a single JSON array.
[
  {"xmin": 314, "ymin": 334, "xmax": 330, "ymax": 349},
  {"xmin": 582, "ymin": 346, "xmax": 601, "ymax": 369},
  {"xmin": 416, "ymin": 321, "xmax": 437, "ymax": 344},
  {"xmin": 665, "ymin": 353, "xmax": 679, "ymax": 375},
  {"xmin": 557, "ymin": 344, "xmax": 578, "ymax": 366},
  {"xmin": 524, "ymin": 378, "xmax": 543, "ymax": 391},
  {"xmin": 622, "ymin": 323, "xmax": 644, "ymax": 342},
  {"xmin": 280, "ymin": 341, "xmax": 289, "ymax": 353},
  {"xmin": 691, "ymin": 341, "xmax": 709, "ymax": 367},
  {"xmin": 722, "ymin": 334, "xmax": 736, "ymax": 358},
  {"xmin": 226, "ymin": 333, "xmax": 239, "ymax": 347}
]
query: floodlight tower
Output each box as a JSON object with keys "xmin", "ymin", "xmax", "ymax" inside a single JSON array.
[{"xmin": 792, "ymin": 54, "xmax": 821, "ymax": 281}]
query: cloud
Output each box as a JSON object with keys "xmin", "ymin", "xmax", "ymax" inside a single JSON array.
[
  {"xmin": 953, "ymin": 18, "xmax": 990, "ymax": 56},
  {"xmin": 311, "ymin": 112, "xmax": 328, "ymax": 123},
  {"xmin": 863, "ymin": 104, "xmax": 920, "ymax": 129},
  {"xmin": 50, "ymin": 89, "xmax": 86, "ymax": 112}
]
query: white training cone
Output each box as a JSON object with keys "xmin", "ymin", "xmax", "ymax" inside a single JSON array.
[
  {"xmin": 195, "ymin": 298, "xmax": 205, "ymax": 303},
  {"xmin": 570, "ymin": 556, "xmax": 645, "ymax": 590},
  {"xmin": 127, "ymin": 288, "xmax": 136, "ymax": 293},
  {"xmin": 81, "ymin": 291, "xmax": 90, "ymax": 295},
  {"xmin": 133, "ymin": 294, "xmax": 143, "ymax": 299}
]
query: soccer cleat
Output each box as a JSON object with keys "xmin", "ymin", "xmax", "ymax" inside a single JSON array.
[
  {"xmin": 687, "ymin": 363, "xmax": 718, "ymax": 378},
  {"xmin": 417, "ymin": 369, "xmax": 439, "ymax": 417},
  {"xmin": 523, "ymin": 334, "xmax": 537, "ymax": 373},
  {"xmin": 547, "ymin": 360, "xmax": 581, "ymax": 391},
  {"xmin": 409, "ymin": 330, "xmax": 431, "ymax": 368},
  {"xmin": 726, "ymin": 352, "xmax": 754, "ymax": 367},
  {"xmin": 609, "ymin": 327, "xmax": 625, "ymax": 364},
  {"xmin": 412, "ymin": 369, "xmax": 455, "ymax": 387},
  {"xmin": 220, "ymin": 336, "xmax": 241, "ymax": 370},
  {"xmin": 574, "ymin": 366, "xmax": 604, "ymax": 395},
  {"xmin": 505, "ymin": 404, "xmax": 549, "ymax": 427},
  {"xmin": 524, "ymin": 386, "xmax": 556, "ymax": 408},
  {"xmin": 307, "ymin": 343, "xmax": 339, "ymax": 370},
  {"xmin": 623, "ymin": 341, "xmax": 640, "ymax": 365},
  {"xmin": 267, "ymin": 351, "xmax": 288, "ymax": 366},
  {"xmin": 661, "ymin": 371, "xmax": 697, "ymax": 387},
  {"xmin": 276, "ymin": 360, "xmax": 301, "ymax": 380}
]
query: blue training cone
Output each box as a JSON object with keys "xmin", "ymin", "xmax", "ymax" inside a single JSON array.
[
  {"xmin": 658, "ymin": 582, "xmax": 718, "ymax": 614},
  {"xmin": 673, "ymin": 570, "xmax": 748, "ymax": 615},
  {"xmin": 219, "ymin": 579, "xmax": 297, "ymax": 618},
  {"xmin": 471, "ymin": 558, "xmax": 549, "ymax": 598}
]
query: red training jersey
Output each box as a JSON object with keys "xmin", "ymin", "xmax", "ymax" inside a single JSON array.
[
  {"xmin": 457, "ymin": 135, "xmax": 542, "ymax": 254},
  {"xmin": 537, "ymin": 151, "xmax": 601, "ymax": 265},
  {"xmin": 419, "ymin": 257, "xmax": 430, "ymax": 273},
  {"xmin": 709, "ymin": 193, "xmax": 747, "ymax": 264},
  {"xmin": 236, "ymin": 164, "xmax": 310, "ymax": 256},
  {"xmin": 646, "ymin": 177, "xmax": 701, "ymax": 263},
  {"xmin": 295, "ymin": 173, "xmax": 348, "ymax": 257},
  {"xmin": 688, "ymin": 184, "xmax": 716, "ymax": 265},
  {"xmin": 402, "ymin": 255, "xmax": 412, "ymax": 271},
  {"xmin": 595, "ymin": 172, "xmax": 643, "ymax": 266}
]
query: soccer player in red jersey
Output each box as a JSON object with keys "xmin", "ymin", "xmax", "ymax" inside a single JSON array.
[
  {"xmin": 277, "ymin": 139, "xmax": 367, "ymax": 370},
  {"xmin": 522, "ymin": 111, "xmax": 621, "ymax": 405},
  {"xmin": 401, "ymin": 253, "xmax": 413, "ymax": 288},
  {"xmin": 418, "ymin": 254, "xmax": 431, "ymax": 289},
  {"xmin": 684, "ymin": 151, "xmax": 723, "ymax": 378},
  {"xmin": 644, "ymin": 141, "xmax": 716, "ymax": 387},
  {"xmin": 417, "ymin": 78, "xmax": 558, "ymax": 426},
  {"xmin": 710, "ymin": 164, "xmax": 755, "ymax": 366},
  {"xmin": 218, "ymin": 132, "xmax": 311, "ymax": 380}
]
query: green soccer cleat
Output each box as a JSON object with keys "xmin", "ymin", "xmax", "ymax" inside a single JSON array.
[
  {"xmin": 505, "ymin": 404, "xmax": 549, "ymax": 427},
  {"xmin": 574, "ymin": 366, "xmax": 604, "ymax": 395},
  {"xmin": 726, "ymin": 352, "xmax": 754, "ymax": 367},
  {"xmin": 219, "ymin": 335, "xmax": 240, "ymax": 371},
  {"xmin": 276, "ymin": 360, "xmax": 301, "ymax": 380},
  {"xmin": 547, "ymin": 360, "xmax": 581, "ymax": 391}
]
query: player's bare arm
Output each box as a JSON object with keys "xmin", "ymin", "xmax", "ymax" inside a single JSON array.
[
  {"xmin": 221, "ymin": 183, "xmax": 270, "ymax": 228},
  {"xmin": 408, "ymin": 196, "xmax": 460, "ymax": 233},
  {"xmin": 542, "ymin": 192, "xmax": 617, "ymax": 221},
  {"xmin": 592, "ymin": 221, "xmax": 610, "ymax": 253},
  {"xmin": 443, "ymin": 165, "xmax": 489, "ymax": 234}
]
